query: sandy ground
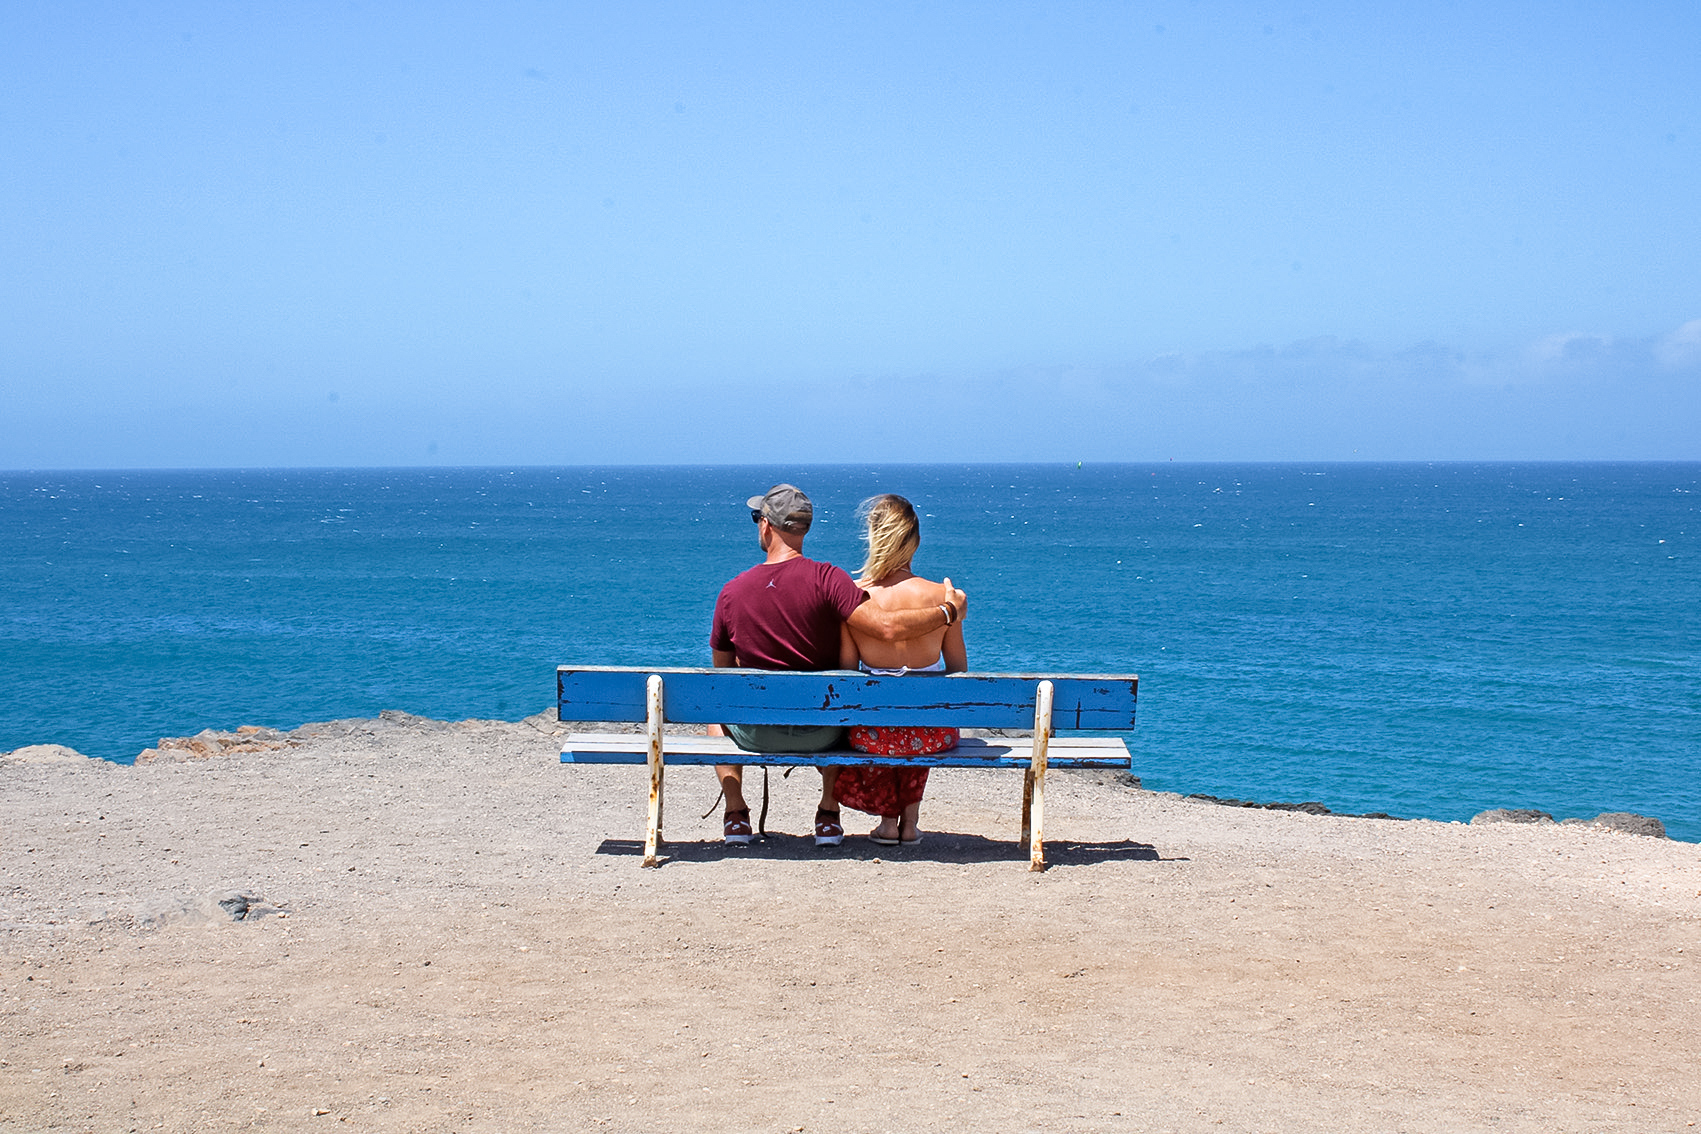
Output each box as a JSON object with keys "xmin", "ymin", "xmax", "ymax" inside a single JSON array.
[{"xmin": 3, "ymin": 712, "xmax": 1699, "ymax": 1134}]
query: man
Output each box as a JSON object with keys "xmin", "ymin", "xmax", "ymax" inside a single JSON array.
[{"xmin": 710, "ymin": 484, "xmax": 966, "ymax": 846}]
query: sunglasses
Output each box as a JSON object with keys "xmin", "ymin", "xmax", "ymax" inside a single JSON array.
[{"xmin": 751, "ymin": 510, "xmax": 765, "ymax": 524}]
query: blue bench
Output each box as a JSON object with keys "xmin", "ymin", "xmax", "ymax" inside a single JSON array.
[{"xmin": 557, "ymin": 666, "xmax": 1138, "ymax": 870}]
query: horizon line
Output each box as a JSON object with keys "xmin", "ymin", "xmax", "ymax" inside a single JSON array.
[{"xmin": 7, "ymin": 457, "xmax": 1701, "ymax": 475}]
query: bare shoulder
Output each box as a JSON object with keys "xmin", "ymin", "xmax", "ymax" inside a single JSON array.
[{"xmin": 866, "ymin": 574, "xmax": 947, "ymax": 607}]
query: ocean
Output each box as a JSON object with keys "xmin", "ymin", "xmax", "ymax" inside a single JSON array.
[{"xmin": 2, "ymin": 463, "xmax": 1696, "ymax": 841}]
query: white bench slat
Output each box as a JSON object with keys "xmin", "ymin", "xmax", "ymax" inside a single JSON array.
[{"xmin": 561, "ymin": 733, "xmax": 1132, "ymax": 768}]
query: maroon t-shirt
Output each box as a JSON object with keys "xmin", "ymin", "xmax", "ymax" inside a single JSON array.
[{"xmin": 710, "ymin": 556, "xmax": 868, "ymax": 671}]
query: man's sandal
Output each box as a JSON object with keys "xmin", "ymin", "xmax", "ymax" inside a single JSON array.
[
  {"xmin": 723, "ymin": 808, "xmax": 755, "ymax": 845},
  {"xmin": 814, "ymin": 808, "xmax": 844, "ymax": 847}
]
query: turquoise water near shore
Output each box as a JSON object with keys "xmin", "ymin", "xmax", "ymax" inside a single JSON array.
[{"xmin": 2, "ymin": 463, "xmax": 1697, "ymax": 840}]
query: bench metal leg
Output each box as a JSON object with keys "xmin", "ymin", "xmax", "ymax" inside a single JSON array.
[
  {"xmin": 1028, "ymin": 680, "xmax": 1054, "ymax": 872},
  {"xmin": 643, "ymin": 674, "xmax": 665, "ymax": 868},
  {"xmin": 1020, "ymin": 767, "xmax": 1035, "ymax": 846}
]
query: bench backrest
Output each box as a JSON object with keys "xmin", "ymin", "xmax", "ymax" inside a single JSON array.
[{"xmin": 557, "ymin": 666, "xmax": 1137, "ymax": 730}]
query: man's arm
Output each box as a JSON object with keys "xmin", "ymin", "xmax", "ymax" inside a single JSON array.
[
  {"xmin": 844, "ymin": 578, "xmax": 968, "ymax": 643},
  {"xmin": 836, "ymin": 624, "xmax": 860, "ymax": 670}
]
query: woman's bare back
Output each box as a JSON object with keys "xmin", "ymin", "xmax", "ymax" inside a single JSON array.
[{"xmin": 847, "ymin": 571, "xmax": 967, "ymax": 672}]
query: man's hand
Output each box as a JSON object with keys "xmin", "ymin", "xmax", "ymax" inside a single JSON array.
[
  {"xmin": 846, "ymin": 578, "xmax": 970, "ymax": 642},
  {"xmin": 942, "ymin": 577, "xmax": 967, "ymax": 622}
]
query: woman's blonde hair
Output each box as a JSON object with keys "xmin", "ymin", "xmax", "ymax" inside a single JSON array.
[{"xmin": 857, "ymin": 494, "xmax": 921, "ymax": 585}]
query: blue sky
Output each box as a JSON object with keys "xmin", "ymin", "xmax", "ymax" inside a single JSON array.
[{"xmin": 2, "ymin": 1, "xmax": 1697, "ymax": 467}]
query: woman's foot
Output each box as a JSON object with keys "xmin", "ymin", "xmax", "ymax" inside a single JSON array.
[
  {"xmin": 869, "ymin": 817, "xmax": 902, "ymax": 846},
  {"xmin": 899, "ymin": 803, "xmax": 922, "ymax": 844}
]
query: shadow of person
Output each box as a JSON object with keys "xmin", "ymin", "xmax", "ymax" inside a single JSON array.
[{"xmin": 595, "ymin": 831, "xmax": 1171, "ymax": 866}]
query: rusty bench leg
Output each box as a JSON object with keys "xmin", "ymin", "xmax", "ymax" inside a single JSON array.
[
  {"xmin": 643, "ymin": 674, "xmax": 665, "ymax": 868},
  {"xmin": 1028, "ymin": 679, "xmax": 1054, "ymax": 872},
  {"xmin": 1020, "ymin": 766, "xmax": 1036, "ymax": 847}
]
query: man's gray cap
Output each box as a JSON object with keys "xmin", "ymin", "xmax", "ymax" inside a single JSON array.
[{"xmin": 747, "ymin": 484, "xmax": 813, "ymax": 533}]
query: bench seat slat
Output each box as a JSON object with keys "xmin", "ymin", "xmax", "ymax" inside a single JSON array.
[
  {"xmin": 561, "ymin": 733, "xmax": 1132, "ymax": 769},
  {"xmin": 558, "ymin": 667, "xmax": 1137, "ymax": 730}
]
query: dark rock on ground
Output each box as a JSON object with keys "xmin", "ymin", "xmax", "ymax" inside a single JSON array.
[
  {"xmin": 1480, "ymin": 809, "xmax": 1667, "ymax": 837},
  {"xmin": 1190, "ymin": 794, "xmax": 1334, "ymax": 815},
  {"xmin": 212, "ymin": 891, "xmax": 281, "ymax": 921},
  {"xmin": 217, "ymin": 893, "xmax": 253, "ymax": 920},
  {"xmin": 1587, "ymin": 812, "xmax": 1668, "ymax": 838},
  {"xmin": 1472, "ymin": 808, "xmax": 1555, "ymax": 825}
]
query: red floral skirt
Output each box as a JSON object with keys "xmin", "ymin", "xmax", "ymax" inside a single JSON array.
[
  {"xmin": 848, "ymin": 725, "xmax": 960, "ymax": 757},
  {"xmin": 835, "ymin": 726, "xmax": 959, "ymax": 818}
]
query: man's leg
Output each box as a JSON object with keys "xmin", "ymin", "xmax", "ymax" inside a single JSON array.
[
  {"xmin": 716, "ymin": 764, "xmax": 748, "ymax": 812},
  {"xmin": 716, "ymin": 723, "xmax": 845, "ymax": 845},
  {"xmin": 708, "ymin": 725, "xmax": 753, "ymax": 843},
  {"xmin": 715, "ymin": 764, "xmax": 754, "ymax": 843},
  {"xmin": 814, "ymin": 766, "xmax": 843, "ymax": 847}
]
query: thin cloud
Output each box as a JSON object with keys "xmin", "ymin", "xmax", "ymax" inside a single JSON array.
[
  {"xmin": 1129, "ymin": 319, "xmax": 1701, "ymax": 392},
  {"xmin": 1654, "ymin": 319, "xmax": 1701, "ymax": 371}
]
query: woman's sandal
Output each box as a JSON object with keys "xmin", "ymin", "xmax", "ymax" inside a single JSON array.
[{"xmin": 869, "ymin": 819, "xmax": 901, "ymax": 846}]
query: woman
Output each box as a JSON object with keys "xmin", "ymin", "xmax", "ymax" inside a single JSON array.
[{"xmin": 835, "ymin": 494, "xmax": 967, "ymax": 846}]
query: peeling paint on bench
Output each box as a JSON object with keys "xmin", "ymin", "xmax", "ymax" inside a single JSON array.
[{"xmin": 557, "ymin": 666, "xmax": 1137, "ymax": 871}]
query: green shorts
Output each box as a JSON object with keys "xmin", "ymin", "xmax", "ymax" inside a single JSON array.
[{"xmin": 723, "ymin": 723, "xmax": 848, "ymax": 754}]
